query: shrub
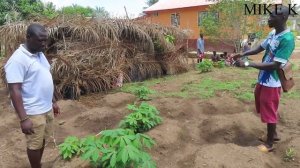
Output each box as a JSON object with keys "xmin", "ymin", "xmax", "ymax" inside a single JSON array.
[
  {"xmin": 165, "ymin": 34, "xmax": 175, "ymax": 44},
  {"xmin": 119, "ymin": 102, "xmax": 162, "ymax": 133},
  {"xmin": 283, "ymin": 147, "xmax": 296, "ymax": 162},
  {"xmin": 134, "ymin": 86, "xmax": 154, "ymax": 100},
  {"xmin": 215, "ymin": 60, "xmax": 225, "ymax": 68},
  {"xmin": 59, "ymin": 136, "xmax": 83, "ymax": 160},
  {"xmin": 196, "ymin": 60, "xmax": 213, "ymax": 72}
]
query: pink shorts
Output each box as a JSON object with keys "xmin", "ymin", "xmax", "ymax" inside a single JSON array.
[
  {"xmin": 198, "ymin": 53, "xmax": 204, "ymax": 59},
  {"xmin": 254, "ymin": 84, "xmax": 281, "ymax": 123}
]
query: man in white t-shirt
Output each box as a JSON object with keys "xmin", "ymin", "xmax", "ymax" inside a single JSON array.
[{"xmin": 4, "ymin": 23, "xmax": 60, "ymax": 168}]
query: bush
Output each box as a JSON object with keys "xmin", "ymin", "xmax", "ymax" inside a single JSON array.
[
  {"xmin": 119, "ymin": 102, "xmax": 162, "ymax": 133},
  {"xmin": 59, "ymin": 136, "xmax": 83, "ymax": 160},
  {"xmin": 196, "ymin": 60, "xmax": 213, "ymax": 72},
  {"xmin": 134, "ymin": 86, "xmax": 154, "ymax": 100},
  {"xmin": 213, "ymin": 60, "xmax": 225, "ymax": 68}
]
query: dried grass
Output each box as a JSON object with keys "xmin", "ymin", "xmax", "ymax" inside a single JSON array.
[{"xmin": 0, "ymin": 16, "xmax": 189, "ymax": 99}]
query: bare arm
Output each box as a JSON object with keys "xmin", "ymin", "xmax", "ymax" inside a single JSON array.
[
  {"xmin": 232, "ymin": 45, "xmax": 265, "ymax": 60},
  {"xmin": 8, "ymin": 83, "xmax": 34, "ymax": 134},
  {"xmin": 242, "ymin": 45, "xmax": 265, "ymax": 57},
  {"xmin": 8, "ymin": 83, "xmax": 27, "ymax": 120},
  {"xmin": 249, "ymin": 61, "xmax": 281, "ymax": 71}
]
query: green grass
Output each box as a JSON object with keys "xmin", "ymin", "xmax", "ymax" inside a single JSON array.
[
  {"xmin": 282, "ymin": 90, "xmax": 300, "ymax": 99},
  {"xmin": 171, "ymin": 78, "xmax": 244, "ymax": 99},
  {"xmin": 120, "ymin": 76, "xmax": 174, "ymax": 94},
  {"xmin": 235, "ymin": 91, "xmax": 254, "ymax": 101},
  {"xmin": 119, "ymin": 67, "xmax": 259, "ymax": 101},
  {"xmin": 155, "ymin": 91, "xmax": 189, "ymax": 98},
  {"xmin": 292, "ymin": 63, "xmax": 299, "ymax": 71},
  {"xmin": 295, "ymin": 40, "xmax": 300, "ymax": 48}
]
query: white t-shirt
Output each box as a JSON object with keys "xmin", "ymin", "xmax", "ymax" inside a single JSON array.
[{"xmin": 4, "ymin": 44, "xmax": 54, "ymax": 115}]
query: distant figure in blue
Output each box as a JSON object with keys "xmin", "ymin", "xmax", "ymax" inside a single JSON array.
[{"xmin": 197, "ymin": 33, "xmax": 205, "ymax": 63}]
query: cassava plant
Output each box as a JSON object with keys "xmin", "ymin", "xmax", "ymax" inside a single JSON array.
[
  {"xmin": 59, "ymin": 129, "xmax": 156, "ymax": 168},
  {"xmin": 213, "ymin": 60, "xmax": 226, "ymax": 68},
  {"xmin": 59, "ymin": 129, "xmax": 157, "ymax": 168},
  {"xmin": 59, "ymin": 136, "xmax": 83, "ymax": 160},
  {"xmin": 134, "ymin": 86, "xmax": 154, "ymax": 100},
  {"xmin": 196, "ymin": 60, "xmax": 213, "ymax": 72},
  {"xmin": 119, "ymin": 102, "xmax": 162, "ymax": 133}
]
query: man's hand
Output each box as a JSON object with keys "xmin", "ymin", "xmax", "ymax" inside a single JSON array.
[
  {"xmin": 235, "ymin": 59, "xmax": 246, "ymax": 67},
  {"xmin": 231, "ymin": 53, "xmax": 243, "ymax": 61},
  {"xmin": 53, "ymin": 102, "xmax": 61, "ymax": 117},
  {"xmin": 21, "ymin": 119, "xmax": 34, "ymax": 135}
]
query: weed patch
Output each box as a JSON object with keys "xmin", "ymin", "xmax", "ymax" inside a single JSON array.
[{"xmin": 283, "ymin": 147, "xmax": 296, "ymax": 162}]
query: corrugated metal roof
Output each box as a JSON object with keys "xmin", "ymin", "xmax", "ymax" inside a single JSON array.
[{"xmin": 144, "ymin": 0, "xmax": 283, "ymax": 13}]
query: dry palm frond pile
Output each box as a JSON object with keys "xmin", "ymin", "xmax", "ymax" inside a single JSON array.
[{"xmin": 0, "ymin": 16, "xmax": 189, "ymax": 99}]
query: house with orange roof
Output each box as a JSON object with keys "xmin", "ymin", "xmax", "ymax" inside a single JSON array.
[{"xmin": 143, "ymin": 0, "xmax": 284, "ymax": 52}]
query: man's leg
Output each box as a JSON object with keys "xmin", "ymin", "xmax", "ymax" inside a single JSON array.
[
  {"xmin": 27, "ymin": 148, "xmax": 42, "ymax": 168},
  {"xmin": 26, "ymin": 114, "xmax": 46, "ymax": 168},
  {"xmin": 267, "ymin": 123, "xmax": 276, "ymax": 147},
  {"xmin": 40, "ymin": 139, "xmax": 45, "ymax": 160}
]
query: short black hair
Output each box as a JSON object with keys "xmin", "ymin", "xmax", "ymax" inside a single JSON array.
[
  {"xmin": 26, "ymin": 23, "xmax": 46, "ymax": 38},
  {"xmin": 273, "ymin": 5, "xmax": 290, "ymax": 21}
]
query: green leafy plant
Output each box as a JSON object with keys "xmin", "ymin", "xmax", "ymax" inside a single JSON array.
[
  {"xmin": 213, "ymin": 60, "xmax": 225, "ymax": 68},
  {"xmin": 165, "ymin": 34, "xmax": 175, "ymax": 44},
  {"xmin": 119, "ymin": 102, "xmax": 162, "ymax": 133},
  {"xmin": 82, "ymin": 129, "xmax": 156, "ymax": 168},
  {"xmin": 283, "ymin": 147, "xmax": 296, "ymax": 162},
  {"xmin": 59, "ymin": 136, "xmax": 83, "ymax": 160},
  {"xmin": 134, "ymin": 86, "xmax": 154, "ymax": 100},
  {"xmin": 196, "ymin": 60, "xmax": 213, "ymax": 72}
]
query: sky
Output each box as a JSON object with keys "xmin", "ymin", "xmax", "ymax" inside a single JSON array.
[{"xmin": 41, "ymin": 0, "xmax": 148, "ymax": 18}]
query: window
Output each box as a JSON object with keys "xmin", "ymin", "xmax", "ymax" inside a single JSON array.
[
  {"xmin": 198, "ymin": 11, "xmax": 218, "ymax": 26},
  {"xmin": 171, "ymin": 13, "xmax": 180, "ymax": 26},
  {"xmin": 152, "ymin": 12, "xmax": 158, "ymax": 16}
]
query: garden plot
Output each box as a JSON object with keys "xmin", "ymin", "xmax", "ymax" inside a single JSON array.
[{"xmin": 1, "ymin": 60, "xmax": 300, "ymax": 168}]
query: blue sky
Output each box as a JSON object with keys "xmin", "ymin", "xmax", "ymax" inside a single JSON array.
[{"xmin": 42, "ymin": 0, "xmax": 148, "ymax": 18}]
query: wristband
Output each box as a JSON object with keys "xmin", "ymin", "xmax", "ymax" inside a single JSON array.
[{"xmin": 20, "ymin": 116, "xmax": 29, "ymax": 123}]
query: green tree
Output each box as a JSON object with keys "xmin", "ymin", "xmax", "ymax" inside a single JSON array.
[
  {"xmin": 200, "ymin": 0, "xmax": 265, "ymax": 52},
  {"xmin": 0, "ymin": 0, "xmax": 58, "ymax": 25},
  {"xmin": 93, "ymin": 6, "xmax": 109, "ymax": 18},
  {"xmin": 42, "ymin": 2, "xmax": 58, "ymax": 19},
  {"xmin": 60, "ymin": 4, "xmax": 94, "ymax": 17}
]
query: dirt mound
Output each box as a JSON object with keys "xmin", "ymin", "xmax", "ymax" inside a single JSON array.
[
  {"xmin": 200, "ymin": 112, "xmax": 264, "ymax": 146},
  {"xmin": 147, "ymin": 119, "xmax": 182, "ymax": 147},
  {"xmin": 150, "ymin": 98, "xmax": 200, "ymax": 120},
  {"xmin": 195, "ymin": 143, "xmax": 280, "ymax": 168},
  {"xmin": 201, "ymin": 95, "xmax": 248, "ymax": 115},
  {"xmin": 102, "ymin": 92, "xmax": 136, "ymax": 108},
  {"xmin": 52, "ymin": 157, "xmax": 90, "ymax": 168},
  {"xmin": 57, "ymin": 100, "xmax": 88, "ymax": 118},
  {"xmin": 74, "ymin": 107, "xmax": 126, "ymax": 133}
]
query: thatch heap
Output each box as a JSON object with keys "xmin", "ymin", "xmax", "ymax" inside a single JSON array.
[{"xmin": 0, "ymin": 17, "xmax": 189, "ymax": 99}]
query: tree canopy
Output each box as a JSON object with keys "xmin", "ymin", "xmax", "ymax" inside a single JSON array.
[
  {"xmin": 0, "ymin": 0, "xmax": 110, "ymax": 25},
  {"xmin": 200, "ymin": 0, "xmax": 269, "ymax": 52}
]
